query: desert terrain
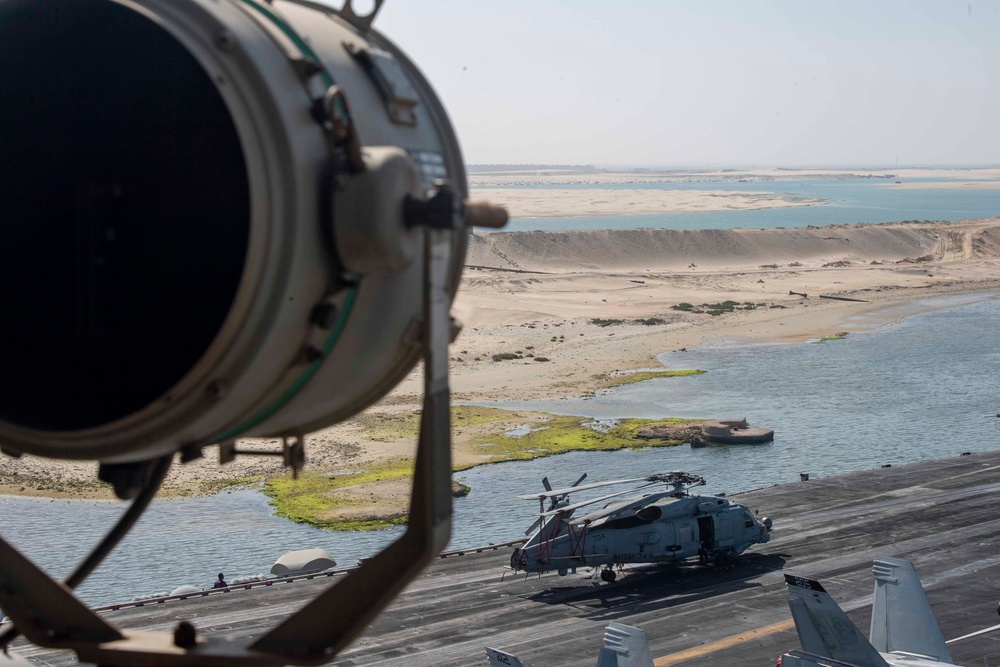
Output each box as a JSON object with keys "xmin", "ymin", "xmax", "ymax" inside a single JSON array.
[{"xmin": 2, "ymin": 178, "xmax": 1000, "ymax": 527}]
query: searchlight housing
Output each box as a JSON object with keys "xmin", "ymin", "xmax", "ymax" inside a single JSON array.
[{"xmin": 0, "ymin": 0, "xmax": 506, "ymax": 664}]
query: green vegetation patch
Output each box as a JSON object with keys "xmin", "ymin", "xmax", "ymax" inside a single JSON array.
[
  {"xmin": 672, "ymin": 301, "xmax": 766, "ymax": 316},
  {"xmin": 268, "ymin": 407, "xmax": 522, "ymax": 529},
  {"xmin": 599, "ymin": 369, "xmax": 705, "ymax": 391},
  {"xmin": 451, "ymin": 405, "xmax": 530, "ymax": 431},
  {"xmin": 591, "ymin": 317, "xmax": 669, "ymax": 327},
  {"xmin": 816, "ymin": 331, "xmax": 849, "ymax": 344},
  {"xmin": 264, "ymin": 458, "xmax": 414, "ymax": 531},
  {"xmin": 466, "ymin": 415, "xmax": 698, "ymax": 464},
  {"xmin": 264, "ymin": 405, "xmax": 704, "ymax": 531}
]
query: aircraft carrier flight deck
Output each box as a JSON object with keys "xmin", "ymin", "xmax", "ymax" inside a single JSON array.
[{"xmin": 10, "ymin": 450, "xmax": 1000, "ymax": 666}]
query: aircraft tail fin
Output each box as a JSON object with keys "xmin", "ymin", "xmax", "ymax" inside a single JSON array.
[
  {"xmin": 595, "ymin": 622, "xmax": 654, "ymax": 667},
  {"xmin": 484, "ymin": 647, "xmax": 525, "ymax": 667},
  {"xmin": 870, "ymin": 557, "xmax": 952, "ymax": 662},
  {"xmin": 785, "ymin": 574, "xmax": 890, "ymax": 667}
]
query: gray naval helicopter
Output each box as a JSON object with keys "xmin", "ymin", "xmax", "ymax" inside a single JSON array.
[{"xmin": 509, "ymin": 472, "xmax": 772, "ymax": 582}]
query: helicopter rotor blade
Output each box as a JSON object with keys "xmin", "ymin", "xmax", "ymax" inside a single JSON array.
[
  {"xmin": 542, "ymin": 477, "xmax": 552, "ymax": 492},
  {"xmin": 517, "ymin": 476, "xmax": 654, "ymax": 500},
  {"xmin": 571, "ymin": 473, "xmax": 588, "ymax": 488},
  {"xmin": 539, "ymin": 481, "xmax": 663, "ymax": 517}
]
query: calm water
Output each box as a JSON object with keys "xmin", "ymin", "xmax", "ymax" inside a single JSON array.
[
  {"xmin": 483, "ymin": 178, "xmax": 1000, "ymax": 232},
  {"xmin": 472, "ymin": 291, "xmax": 1000, "ymax": 480},
  {"xmin": 2, "ymin": 293, "xmax": 999, "ymax": 607}
]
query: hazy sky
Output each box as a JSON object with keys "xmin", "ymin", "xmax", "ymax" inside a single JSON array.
[{"xmin": 369, "ymin": 1, "xmax": 1000, "ymax": 167}]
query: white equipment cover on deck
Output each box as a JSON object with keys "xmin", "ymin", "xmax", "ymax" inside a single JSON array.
[{"xmin": 270, "ymin": 549, "xmax": 337, "ymax": 576}]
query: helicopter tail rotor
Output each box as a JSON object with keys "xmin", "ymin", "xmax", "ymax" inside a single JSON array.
[{"xmin": 524, "ymin": 473, "xmax": 588, "ymax": 535}]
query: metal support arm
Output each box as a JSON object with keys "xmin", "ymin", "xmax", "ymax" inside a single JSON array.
[{"xmin": 0, "ymin": 227, "xmax": 456, "ymax": 666}]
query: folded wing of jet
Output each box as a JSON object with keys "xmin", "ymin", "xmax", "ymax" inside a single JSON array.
[{"xmin": 780, "ymin": 557, "xmax": 954, "ymax": 667}]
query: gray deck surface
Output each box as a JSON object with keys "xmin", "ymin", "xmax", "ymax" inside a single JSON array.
[{"xmin": 9, "ymin": 451, "xmax": 1000, "ymax": 666}]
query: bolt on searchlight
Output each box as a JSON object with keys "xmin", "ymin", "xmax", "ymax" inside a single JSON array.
[{"xmin": 0, "ymin": 0, "xmax": 507, "ymax": 664}]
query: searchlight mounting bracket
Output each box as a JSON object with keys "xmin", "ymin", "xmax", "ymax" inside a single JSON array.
[{"xmin": 281, "ymin": 0, "xmax": 386, "ymax": 36}]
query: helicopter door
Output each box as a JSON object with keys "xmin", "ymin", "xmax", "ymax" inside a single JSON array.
[
  {"xmin": 697, "ymin": 516, "xmax": 714, "ymax": 551},
  {"xmin": 677, "ymin": 522, "xmax": 695, "ymax": 546},
  {"xmin": 714, "ymin": 513, "xmax": 736, "ymax": 547}
]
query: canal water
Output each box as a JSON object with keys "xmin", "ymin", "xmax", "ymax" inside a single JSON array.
[{"xmin": 2, "ymin": 292, "xmax": 999, "ymax": 607}]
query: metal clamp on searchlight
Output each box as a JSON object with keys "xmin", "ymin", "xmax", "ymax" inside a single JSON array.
[{"xmin": 0, "ymin": 0, "xmax": 507, "ymax": 664}]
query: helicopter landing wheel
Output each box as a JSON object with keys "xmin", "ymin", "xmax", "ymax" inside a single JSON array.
[{"xmin": 600, "ymin": 568, "xmax": 617, "ymax": 583}]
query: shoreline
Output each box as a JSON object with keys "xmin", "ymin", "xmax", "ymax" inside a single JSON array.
[
  {"xmin": 468, "ymin": 187, "xmax": 824, "ymax": 218},
  {"xmin": 3, "ymin": 284, "xmax": 996, "ymax": 500},
  {"xmin": 1, "ymin": 281, "xmax": 996, "ymax": 525},
  {"xmin": 3, "ymin": 215, "xmax": 1000, "ymax": 523}
]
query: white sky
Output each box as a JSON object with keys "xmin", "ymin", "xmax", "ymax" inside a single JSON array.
[{"xmin": 369, "ymin": 1, "xmax": 1000, "ymax": 168}]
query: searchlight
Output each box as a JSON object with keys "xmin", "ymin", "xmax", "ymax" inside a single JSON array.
[{"xmin": 0, "ymin": 0, "xmax": 506, "ymax": 663}]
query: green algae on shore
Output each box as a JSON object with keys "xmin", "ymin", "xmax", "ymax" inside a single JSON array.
[
  {"xmin": 463, "ymin": 413, "xmax": 699, "ymax": 465},
  {"xmin": 815, "ymin": 331, "xmax": 849, "ymax": 343},
  {"xmin": 264, "ymin": 406, "xmax": 703, "ymax": 530},
  {"xmin": 597, "ymin": 368, "xmax": 705, "ymax": 391},
  {"xmin": 264, "ymin": 458, "xmax": 414, "ymax": 531}
]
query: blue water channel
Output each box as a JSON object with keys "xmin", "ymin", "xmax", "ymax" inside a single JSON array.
[
  {"xmin": 482, "ymin": 178, "xmax": 1000, "ymax": 232},
  {"xmin": 2, "ymin": 292, "xmax": 999, "ymax": 607}
]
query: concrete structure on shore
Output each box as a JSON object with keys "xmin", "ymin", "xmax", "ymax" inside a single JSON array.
[{"xmin": 698, "ymin": 418, "xmax": 775, "ymax": 445}]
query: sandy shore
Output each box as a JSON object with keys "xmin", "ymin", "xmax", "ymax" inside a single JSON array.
[
  {"xmin": 467, "ymin": 167, "xmax": 1000, "ymax": 218},
  {"xmin": 469, "ymin": 187, "xmax": 822, "ymax": 218},
  {"xmin": 890, "ymin": 181, "xmax": 1000, "ymax": 190},
  {"xmin": 3, "ymin": 215, "xmax": 1000, "ymax": 513}
]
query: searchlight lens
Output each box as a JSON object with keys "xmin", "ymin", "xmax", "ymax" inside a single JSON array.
[{"xmin": 0, "ymin": 0, "xmax": 250, "ymax": 431}]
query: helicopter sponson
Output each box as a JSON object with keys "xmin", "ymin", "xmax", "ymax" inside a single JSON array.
[{"xmin": 510, "ymin": 472, "xmax": 772, "ymax": 582}]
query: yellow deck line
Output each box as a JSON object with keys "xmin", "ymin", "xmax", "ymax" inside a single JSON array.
[{"xmin": 653, "ymin": 618, "xmax": 795, "ymax": 665}]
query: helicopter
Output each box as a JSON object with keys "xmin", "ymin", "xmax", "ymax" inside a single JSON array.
[{"xmin": 509, "ymin": 472, "xmax": 772, "ymax": 582}]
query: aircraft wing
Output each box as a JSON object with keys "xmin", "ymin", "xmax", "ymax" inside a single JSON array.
[
  {"xmin": 595, "ymin": 622, "xmax": 654, "ymax": 667},
  {"xmin": 484, "ymin": 646, "xmax": 525, "ymax": 667},
  {"xmin": 870, "ymin": 557, "xmax": 952, "ymax": 663},
  {"xmin": 785, "ymin": 574, "xmax": 891, "ymax": 667}
]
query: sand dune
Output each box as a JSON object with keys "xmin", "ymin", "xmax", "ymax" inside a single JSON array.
[{"xmin": 467, "ymin": 219, "xmax": 1000, "ymax": 272}]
